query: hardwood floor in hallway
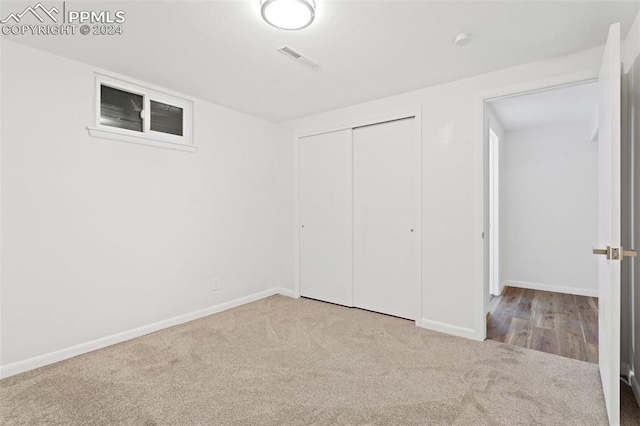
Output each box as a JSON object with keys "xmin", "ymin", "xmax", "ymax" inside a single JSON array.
[{"xmin": 487, "ymin": 287, "xmax": 598, "ymax": 363}]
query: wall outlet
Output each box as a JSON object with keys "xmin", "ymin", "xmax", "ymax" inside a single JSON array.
[{"xmin": 213, "ymin": 277, "xmax": 221, "ymax": 291}]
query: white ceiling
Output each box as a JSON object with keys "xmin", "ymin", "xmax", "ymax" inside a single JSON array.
[
  {"xmin": 2, "ymin": 1, "xmax": 639, "ymax": 122},
  {"xmin": 488, "ymin": 81, "xmax": 599, "ymax": 131}
]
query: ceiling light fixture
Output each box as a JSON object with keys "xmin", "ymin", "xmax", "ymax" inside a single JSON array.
[{"xmin": 261, "ymin": 0, "xmax": 316, "ymax": 31}]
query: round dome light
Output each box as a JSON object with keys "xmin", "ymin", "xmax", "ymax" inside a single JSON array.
[{"xmin": 261, "ymin": 0, "xmax": 316, "ymax": 31}]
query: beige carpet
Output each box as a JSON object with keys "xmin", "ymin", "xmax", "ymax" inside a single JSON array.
[
  {"xmin": 0, "ymin": 295, "xmax": 633, "ymax": 425},
  {"xmin": 622, "ymin": 382, "xmax": 640, "ymax": 425}
]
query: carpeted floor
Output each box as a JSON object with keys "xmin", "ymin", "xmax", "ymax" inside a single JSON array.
[
  {"xmin": 622, "ymin": 382, "xmax": 640, "ymax": 425},
  {"xmin": 0, "ymin": 295, "xmax": 635, "ymax": 425}
]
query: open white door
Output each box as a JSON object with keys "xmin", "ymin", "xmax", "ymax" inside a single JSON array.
[{"xmin": 595, "ymin": 22, "xmax": 621, "ymax": 426}]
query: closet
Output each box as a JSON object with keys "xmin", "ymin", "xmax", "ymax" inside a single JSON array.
[{"xmin": 298, "ymin": 116, "xmax": 421, "ymax": 320}]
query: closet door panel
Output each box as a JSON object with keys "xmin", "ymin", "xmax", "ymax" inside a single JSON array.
[
  {"xmin": 298, "ymin": 130, "xmax": 353, "ymax": 306},
  {"xmin": 353, "ymin": 118, "xmax": 420, "ymax": 320}
]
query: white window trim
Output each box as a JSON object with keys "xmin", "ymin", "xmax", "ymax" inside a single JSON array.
[{"xmin": 87, "ymin": 73, "xmax": 196, "ymax": 153}]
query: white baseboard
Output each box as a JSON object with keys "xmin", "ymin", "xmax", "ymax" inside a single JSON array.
[
  {"xmin": 276, "ymin": 287, "xmax": 297, "ymax": 298},
  {"xmin": 488, "ymin": 295, "xmax": 502, "ymax": 313},
  {"xmin": 502, "ymin": 280, "xmax": 598, "ymax": 297},
  {"xmin": 420, "ymin": 319, "xmax": 479, "ymax": 341},
  {"xmin": 0, "ymin": 287, "xmax": 287, "ymax": 380}
]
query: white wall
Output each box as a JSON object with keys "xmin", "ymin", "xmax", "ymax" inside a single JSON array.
[
  {"xmin": 277, "ymin": 46, "xmax": 604, "ymax": 339},
  {"xmin": 500, "ymin": 121, "xmax": 598, "ymax": 296},
  {"xmin": 628, "ymin": 34, "xmax": 640, "ymax": 404},
  {"xmin": 0, "ymin": 40, "xmax": 280, "ymax": 372},
  {"xmin": 623, "ymin": 9, "xmax": 640, "ymax": 75},
  {"xmin": 623, "ymin": 8, "xmax": 640, "ymax": 403}
]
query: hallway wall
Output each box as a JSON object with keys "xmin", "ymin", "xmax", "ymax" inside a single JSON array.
[{"xmin": 500, "ymin": 121, "xmax": 598, "ymax": 296}]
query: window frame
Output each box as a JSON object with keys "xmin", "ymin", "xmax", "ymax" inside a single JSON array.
[{"xmin": 88, "ymin": 73, "xmax": 196, "ymax": 152}]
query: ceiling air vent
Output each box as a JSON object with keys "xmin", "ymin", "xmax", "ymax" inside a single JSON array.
[{"xmin": 278, "ymin": 46, "xmax": 319, "ymax": 69}]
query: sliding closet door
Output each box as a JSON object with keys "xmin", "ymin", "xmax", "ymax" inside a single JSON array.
[
  {"xmin": 298, "ymin": 129, "xmax": 353, "ymax": 306},
  {"xmin": 353, "ymin": 118, "xmax": 420, "ymax": 320}
]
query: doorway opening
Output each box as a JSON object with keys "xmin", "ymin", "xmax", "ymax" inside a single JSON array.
[{"xmin": 483, "ymin": 81, "xmax": 600, "ymax": 363}]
